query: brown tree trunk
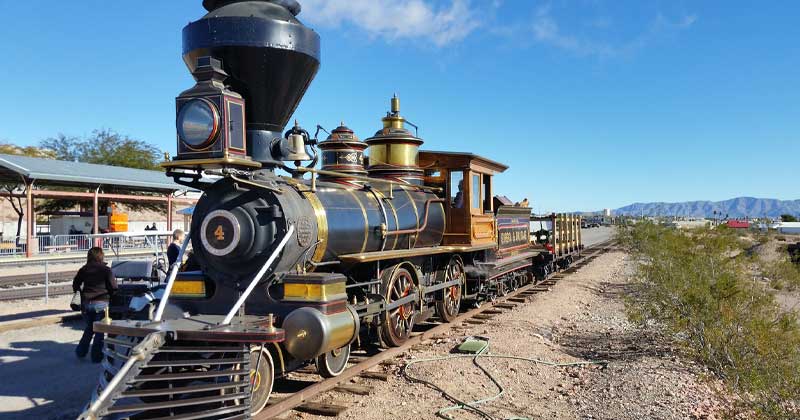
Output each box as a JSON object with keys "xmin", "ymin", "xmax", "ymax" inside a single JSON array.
[{"xmin": 15, "ymin": 211, "xmax": 23, "ymax": 245}]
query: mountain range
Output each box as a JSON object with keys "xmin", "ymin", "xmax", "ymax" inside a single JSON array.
[{"xmin": 613, "ymin": 197, "xmax": 800, "ymax": 219}]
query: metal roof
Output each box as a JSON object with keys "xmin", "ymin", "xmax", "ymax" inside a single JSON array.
[{"xmin": 0, "ymin": 153, "xmax": 190, "ymax": 192}]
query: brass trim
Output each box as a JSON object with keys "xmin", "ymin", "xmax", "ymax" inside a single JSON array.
[
  {"xmin": 346, "ymin": 189, "xmax": 369, "ymax": 253},
  {"xmin": 367, "ymin": 143, "xmax": 419, "ymax": 167},
  {"xmin": 271, "ymin": 342, "xmax": 286, "ymax": 375},
  {"xmin": 294, "ymin": 167, "xmax": 442, "ymax": 193},
  {"xmin": 303, "ymin": 192, "xmax": 328, "ymax": 263},
  {"xmin": 161, "ymin": 157, "xmax": 262, "ymax": 169},
  {"xmin": 283, "ymin": 282, "xmax": 347, "ymax": 302},
  {"xmin": 339, "ymin": 243, "xmax": 497, "ymax": 263}
]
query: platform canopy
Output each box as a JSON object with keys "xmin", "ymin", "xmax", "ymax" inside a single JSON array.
[{"xmin": 0, "ymin": 153, "xmax": 190, "ymax": 192}]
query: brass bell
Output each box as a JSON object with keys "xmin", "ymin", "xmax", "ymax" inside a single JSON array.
[
  {"xmin": 284, "ymin": 132, "xmax": 311, "ymax": 162},
  {"xmin": 283, "ymin": 121, "xmax": 312, "ymax": 162}
]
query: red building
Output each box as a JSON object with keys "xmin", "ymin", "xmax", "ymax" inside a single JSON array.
[{"xmin": 726, "ymin": 220, "xmax": 750, "ymax": 229}]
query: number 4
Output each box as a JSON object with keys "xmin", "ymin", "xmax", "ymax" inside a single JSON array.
[{"xmin": 214, "ymin": 225, "xmax": 225, "ymax": 241}]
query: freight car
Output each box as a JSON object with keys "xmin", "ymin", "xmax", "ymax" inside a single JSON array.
[{"xmin": 80, "ymin": 1, "xmax": 582, "ymax": 418}]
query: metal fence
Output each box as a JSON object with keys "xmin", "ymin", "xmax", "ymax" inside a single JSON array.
[{"xmin": 0, "ymin": 234, "xmax": 170, "ymax": 259}]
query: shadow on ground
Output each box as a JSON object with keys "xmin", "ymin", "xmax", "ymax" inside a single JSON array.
[
  {"xmin": 0, "ymin": 321, "xmax": 101, "ymax": 420},
  {"xmin": 0, "ymin": 309, "xmax": 76, "ymax": 323}
]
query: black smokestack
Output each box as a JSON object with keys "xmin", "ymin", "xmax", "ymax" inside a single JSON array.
[{"xmin": 183, "ymin": 0, "xmax": 320, "ymax": 166}]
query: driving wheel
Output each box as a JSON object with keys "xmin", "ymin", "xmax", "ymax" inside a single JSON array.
[
  {"xmin": 435, "ymin": 256, "xmax": 464, "ymax": 323},
  {"xmin": 380, "ymin": 266, "xmax": 418, "ymax": 347}
]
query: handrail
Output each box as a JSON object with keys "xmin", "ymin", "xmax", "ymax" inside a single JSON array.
[
  {"xmin": 154, "ymin": 233, "xmax": 191, "ymax": 321},
  {"xmin": 383, "ymin": 198, "xmax": 445, "ymax": 237},
  {"xmin": 221, "ymin": 224, "xmax": 295, "ymax": 325},
  {"xmin": 294, "ymin": 167, "xmax": 443, "ymax": 193}
]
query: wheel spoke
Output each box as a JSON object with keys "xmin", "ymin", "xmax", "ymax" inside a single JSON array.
[{"xmin": 392, "ymin": 283, "xmax": 402, "ymax": 298}]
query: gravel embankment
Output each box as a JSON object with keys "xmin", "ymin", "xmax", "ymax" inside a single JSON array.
[{"xmin": 298, "ymin": 252, "xmax": 724, "ymax": 420}]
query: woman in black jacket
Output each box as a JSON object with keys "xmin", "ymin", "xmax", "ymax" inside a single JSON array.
[{"xmin": 72, "ymin": 247, "xmax": 117, "ymax": 362}]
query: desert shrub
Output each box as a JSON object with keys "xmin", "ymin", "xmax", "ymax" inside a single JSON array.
[
  {"xmin": 776, "ymin": 235, "xmax": 786, "ymax": 242},
  {"xmin": 618, "ymin": 223, "xmax": 800, "ymax": 419}
]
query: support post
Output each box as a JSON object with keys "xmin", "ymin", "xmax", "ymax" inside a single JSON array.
[
  {"xmin": 25, "ymin": 180, "xmax": 33, "ymax": 258},
  {"xmin": 45, "ymin": 260, "xmax": 49, "ymax": 303},
  {"xmin": 166, "ymin": 193, "xmax": 173, "ymax": 231},
  {"xmin": 92, "ymin": 187, "xmax": 101, "ymax": 248}
]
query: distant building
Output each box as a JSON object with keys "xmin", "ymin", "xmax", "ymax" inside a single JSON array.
[
  {"xmin": 669, "ymin": 220, "xmax": 711, "ymax": 230},
  {"xmin": 604, "ymin": 208, "xmax": 612, "ymax": 217},
  {"xmin": 726, "ymin": 220, "xmax": 750, "ymax": 229},
  {"xmin": 775, "ymin": 222, "xmax": 800, "ymax": 234}
]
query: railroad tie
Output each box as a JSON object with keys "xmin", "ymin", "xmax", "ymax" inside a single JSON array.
[
  {"xmin": 472, "ymin": 314, "xmax": 494, "ymax": 320},
  {"xmin": 359, "ymin": 371, "xmax": 390, "ymax": 381},
  {"xmin": 334, "ymin": 384, "xmax": 373, "ymax": 396},
  {"xmin": 294, "ymin": 401, "xmax": 349, "ymax": 417},
  {"xmin": 494, "ymin": 303, "xmax": 517, "ymax": 309},
  {"xmin": 482, "ymin": 309, "xmax": 505, "ymax": 314},
  {"xmin": 267, "ymin": 398, "xmax": 349, "ymax": 417}
]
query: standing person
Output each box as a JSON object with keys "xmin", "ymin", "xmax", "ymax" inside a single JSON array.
[
  {"xmin": 72, "ymin": 247, "xmax": 117, "ymax": 362},
  {"xmin": 167, "ymin": 229, "xmax": 185, "ymax": 268}
]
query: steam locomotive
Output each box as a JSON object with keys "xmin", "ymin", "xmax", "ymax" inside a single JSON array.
[{"xmin": 81, "ymin": 1, "xmax": 582, "ymax": 418}]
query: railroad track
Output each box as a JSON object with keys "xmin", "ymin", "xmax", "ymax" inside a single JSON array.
[
  {"xmin": 0, "ymin": 283, "xmax": 74, "ymax": 301},
  {"xmin": 0, "ymin": 271, "xmax": 75, "ymax": 288},
  {"xmin": 255, "ymin": 239, "xmax": 618, "ymax": 419}
]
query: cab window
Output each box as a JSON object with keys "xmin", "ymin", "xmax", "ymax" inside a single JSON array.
[
  {"xmin": 471, "ymin": 174, "xmax": 480, "ymax": 209},
  {"xmin": 450, "ymin": 171, "xmax": 464, "ymax": 208}
]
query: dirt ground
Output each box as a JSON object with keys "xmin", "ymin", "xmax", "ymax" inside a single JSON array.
[
  {"xmin": 749, "ymin": 234, "xmax": 800, "ymax": 314},
  {"xmin": 0, "ymin": 295, "xmax": 74, "ymax": 319},
  {"xmin": 295, "ymin": 252, "xmax": 724, "ymax": 420}
]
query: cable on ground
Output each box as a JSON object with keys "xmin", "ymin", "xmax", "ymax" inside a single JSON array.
[{"xmin": 401, "ymin": 339, "xmax": 608, "ymax": 420}]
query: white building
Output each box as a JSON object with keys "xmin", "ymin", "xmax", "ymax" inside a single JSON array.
[{"xmin": 775, "ymin": 222, "xmax": 800, "ymax": 235}]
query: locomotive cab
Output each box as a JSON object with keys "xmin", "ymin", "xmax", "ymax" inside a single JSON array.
[{"xmin": 418, "ymin": 151, "xmax": 508, "ymax": 247}]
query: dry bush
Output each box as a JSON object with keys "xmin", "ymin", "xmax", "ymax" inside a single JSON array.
[{"xmin": 618, "ymin": 223, "xmax": 800, "ymax": 419}]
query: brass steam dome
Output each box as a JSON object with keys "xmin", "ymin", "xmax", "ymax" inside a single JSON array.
[{"xmin": 364, "ymin": 95, "xmax": 424, "ymax": 184}]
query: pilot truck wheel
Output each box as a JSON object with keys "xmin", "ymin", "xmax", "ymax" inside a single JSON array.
[
  {"xmin": 248, "ymin": 346, "xmax": 275, "ymax": 415},
  {"xmin": 315, "ymin": 344, "xmax": 351, "ymax": 378}
]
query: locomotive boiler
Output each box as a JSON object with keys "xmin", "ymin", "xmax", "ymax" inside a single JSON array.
[{"xmin": 81, "ymin": 1, "xmax": 583, "ymax": 418}]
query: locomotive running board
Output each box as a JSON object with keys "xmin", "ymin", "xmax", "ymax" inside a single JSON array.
[{"xmin": 339, "ymin": 243, "xmax": 496, "ymax": 263}]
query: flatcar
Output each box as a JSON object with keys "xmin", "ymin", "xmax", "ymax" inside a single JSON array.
[{"xmin": 80, "ymin": 1, "xmax": 582, "ymax": 418}]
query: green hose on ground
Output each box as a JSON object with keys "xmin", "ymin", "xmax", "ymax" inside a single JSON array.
[{"xmin": 401, "ymin": 340, "xmax": 608, "ymax": 420}]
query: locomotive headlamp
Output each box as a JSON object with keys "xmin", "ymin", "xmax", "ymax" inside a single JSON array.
[
  {"xmin": 164, "ymin": 56, "xmax": 256, "ymax": 168},
  {"xmin": 177, "ymin": 98, "xmax": 220, "ymax": 149}
]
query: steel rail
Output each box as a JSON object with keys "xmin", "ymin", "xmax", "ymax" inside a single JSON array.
[
  {"xmin": 0, "ymin": 283, "xmax": 73, "ymax": 301},
  {"xmin": 255, "ymin": 239, "xmax": 617, "ymax": 419},
  {"xmin": 0, "ymin": 271, "xmax": 74, "ymax": 288}
]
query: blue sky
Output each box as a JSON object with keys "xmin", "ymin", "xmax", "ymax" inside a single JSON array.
[{"xmin": 0, "ymin": 0, "xmax": 797, "ymax": 212}]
